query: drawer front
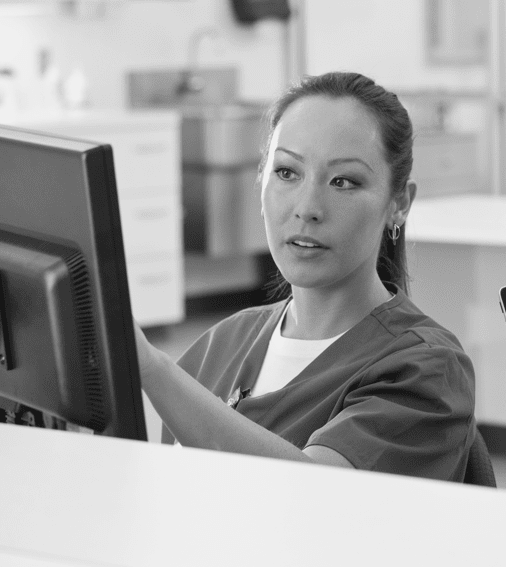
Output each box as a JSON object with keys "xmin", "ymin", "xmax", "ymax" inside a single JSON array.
[
  {"xmin": 31, "ymin": 124, "xmax": 181, "ymax": 195},
  {"xmin": 414, "ymin": 175, "xmax": 482, "ymax": 199},
  {"xmin": 126, "ymin": 254, "xmax": 184, "ymax": 326},
  {"xmin": 105, "ymin": 130, "xmax": 180, "ymax": 192},
  {"xmin": 183, "ymin": 167, "xmax": 268, "ymax": 257},
  {"xmin": 119, "ymin": 193, "xmax": 183, "ymax": 256},
  {"xmin": 412, "ymin": 138, "xmax": 477, "ymax": 182}
]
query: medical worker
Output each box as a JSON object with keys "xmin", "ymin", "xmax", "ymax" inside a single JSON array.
[{"xmin": 135, "ymin": 71, "xmax": 476, "ymax": 482}]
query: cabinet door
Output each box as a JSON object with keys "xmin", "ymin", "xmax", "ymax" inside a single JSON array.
[
  {"xmin": 411, "ymin": 133, "xmax": 480, "ymax": 199},
  {"xmin": 426, "ymin": 0, "xmax": 489, "ymax": 64},
  {"xmin": 99, "ymin": 131, "xmax": 180, "ymax": 195},
  {"xmin": 126, "ymin": 254, "xmax": 184, "ymax": 326},
  {"xmin": 119, "ymin": 192, "xmax": 182, "ymax": 256}
]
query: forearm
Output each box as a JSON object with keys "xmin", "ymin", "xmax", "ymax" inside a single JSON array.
[{"xmin": 142, "ymin": 348, "xmax": 313, "ymax": 464}]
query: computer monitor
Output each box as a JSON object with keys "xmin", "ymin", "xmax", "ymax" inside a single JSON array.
[{"xmin": 0, "ymin": 124, "xmax": 147, "ymax": 441}]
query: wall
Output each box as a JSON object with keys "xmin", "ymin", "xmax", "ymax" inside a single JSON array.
[
  {"xmin": 304, "ymin": 0, "xmax": 487, "ymax": 92},
  {"xmin": 0, "ymin": 0, "xmax": 288, "ymax": 111}
]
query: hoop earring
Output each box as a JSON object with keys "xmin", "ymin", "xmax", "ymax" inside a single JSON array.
[{"xmin": 388, "ymin": 223, "xmax": 400, "ymax": 245}]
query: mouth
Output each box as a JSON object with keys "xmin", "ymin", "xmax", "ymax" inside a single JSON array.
[{"xmin": 287, "ymin": 235, "xmax": 328, "ymax": 249}]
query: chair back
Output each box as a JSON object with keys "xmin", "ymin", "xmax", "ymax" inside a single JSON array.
[{"xmin": 463, "ymin": 429, "xmax": 497, "ymax": 487}]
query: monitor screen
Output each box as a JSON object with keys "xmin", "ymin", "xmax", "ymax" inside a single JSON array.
[{"xmin": 0, "ymin": 124, "xmax": 147, "ymax": 441}]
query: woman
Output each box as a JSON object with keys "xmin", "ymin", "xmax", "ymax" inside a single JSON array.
[{"xmin": 135, "ymin": 71, "xmax": 476, "ymax": 481}]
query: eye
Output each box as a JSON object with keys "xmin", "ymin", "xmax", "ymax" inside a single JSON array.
[
  {"xmin": 274, "ymin": 167, "xmax": 298, "ymax": 181},
  {"xmin": 330, "ymin": 176, "xmax": 358, "ymax": 190}
]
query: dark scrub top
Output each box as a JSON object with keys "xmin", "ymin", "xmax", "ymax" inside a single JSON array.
[{"xmin": 162, "ymin": 284, "xmax": 476, "ymax": 482}]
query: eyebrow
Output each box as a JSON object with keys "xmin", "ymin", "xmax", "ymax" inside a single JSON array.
[{"xmin": 275, "ymin": 147, "xmax": 373, "ymax": 172}]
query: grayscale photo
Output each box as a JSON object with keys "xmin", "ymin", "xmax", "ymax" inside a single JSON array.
[{"xmin": 0, "ymin": 1, "xmax": 505, "ymax": 565}]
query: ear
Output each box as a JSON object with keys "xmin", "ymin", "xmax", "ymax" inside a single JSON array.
[{"xmin": 392, "ymin": 179, "xmax": 417, "ymax": 227}]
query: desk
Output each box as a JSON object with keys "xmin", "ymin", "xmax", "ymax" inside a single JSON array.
[
  {"xmin": 1, "ymin": 424, "xmax": 506, "ymax": 566},
  {"xmin": 406, "ymin": 194, "xmax": 506, "ymax": 426}
]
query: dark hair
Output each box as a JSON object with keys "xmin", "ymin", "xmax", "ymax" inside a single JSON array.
[{"xmin": 258, "ymin": 71, "xmax": 414, "ymax": 300}]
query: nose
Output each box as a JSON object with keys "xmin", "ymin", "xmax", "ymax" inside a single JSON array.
[{"xmin": 294, "ymin": 185, "xmax": 324, "ymax": 223}]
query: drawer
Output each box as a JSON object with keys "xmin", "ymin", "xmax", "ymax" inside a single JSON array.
[
  {"xmin": 16, "ymin": 121, "xmax": 181, "ymax": 195},
  {"xmin": 105, "ymin": 130, "xmax": 180, "ymax": 192},
  {"xmin": 183, "ymin": 167, "xmax": 268, "ymax": 256},
  {"xmin": 412, "ymin": 135, "xmax": 477, "ymax": 182},
  {"xmin": 413, "ymin": 174, "xmax": 483, "ymax": 200},
  {"xmin": 119, "ymin": 193, "xmax": 183, "ymax": 255},
  {"xmin": 126, "ymin": 254, "xmax": 184, "ymax": 326}
]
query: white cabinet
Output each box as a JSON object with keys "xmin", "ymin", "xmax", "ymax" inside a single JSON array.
[
  {"xmin": 406, "ymin": 195, "xmax": 506, "ymax": 426},
  {"xmin": 412, "ymin": 132, "xmax": 480, "ymax": 199},
  {"xmin": 5, "ymin": 110, "xmax": 185, "ymax": 327},
  {"xmin": 426, "ymin": 0, "xmax": 489, "ymax": 65}
]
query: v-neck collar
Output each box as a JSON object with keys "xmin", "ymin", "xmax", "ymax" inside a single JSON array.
[{"xmin": 235, "ymin": 282, "xmax": 405, "ymax": 399}]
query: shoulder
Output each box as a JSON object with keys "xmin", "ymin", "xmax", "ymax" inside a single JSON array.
[
  {"xmin": 366, "ymin": 286, "xmax": 475, "ymax": 391},
  {"xmin": 372, "ymin": 285, "xmax": 466, "ymax": 353}
]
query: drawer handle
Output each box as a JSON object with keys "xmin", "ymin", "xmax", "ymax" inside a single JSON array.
[
  {"xmin": 439, "ymin": 157, "xmax": 453, "ymax": 170},
  {"xmin": 135, "ymin": 207, "xmax": 169, "ymax": 220},
  {"xmin": 137, "ymin": 273, "xmax": 171, "ymax": 286},
  {"xmin": 134, "ymin": 143, "xmax": 168, "ymax": 155}
]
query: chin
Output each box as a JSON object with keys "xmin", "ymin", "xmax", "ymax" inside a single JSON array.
[{"xmin": 280, "ymin": 270, "xmax": 335, "ymax": 290}]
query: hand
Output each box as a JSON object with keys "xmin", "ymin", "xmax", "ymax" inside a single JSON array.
[{"xmin": 132, "ymin": 318, "xmax": 159, "ymax": 379}]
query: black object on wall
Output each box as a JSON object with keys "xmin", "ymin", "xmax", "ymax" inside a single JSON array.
[{"xmin": 230, "ymin": 0, "xmax": 290, "ymax": 24}]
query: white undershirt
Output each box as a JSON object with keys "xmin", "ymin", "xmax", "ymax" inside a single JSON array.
[
  {"xmin": 173, "ymin": 293, "xmax": 395, "ymax": 446},
  {"xmin": 250, "ymin": 301, "xmax": 348, "ymax": 398}
]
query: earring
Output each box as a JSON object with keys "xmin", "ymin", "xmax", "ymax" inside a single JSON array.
[{"xmin": 388, "ymin": 223, "xmax": 400, "ymax": 245}]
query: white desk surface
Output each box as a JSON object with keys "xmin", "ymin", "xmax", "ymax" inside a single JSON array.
[
  {"xmin": 1, "ymin": 424, "xmax": 505, "ymax": 567},
  {"xmin": 406, "ymin": 194, "xmax": 506, "ymax": 246}
]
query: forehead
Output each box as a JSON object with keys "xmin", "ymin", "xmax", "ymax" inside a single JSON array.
[{"xmin": 273, "ymin": 96, "xmax": 385, "ymax": 162}]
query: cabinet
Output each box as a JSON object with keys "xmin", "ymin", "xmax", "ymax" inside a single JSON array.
[
  {"xmin": 0, "ymin": 0, "xmax": 53, "ymax": 16},
  {"xmin": 406, "ymin": 195, "xmax": 506, "ymax": 426},
  {"xmin": 5, "ymin": 110, "xmax": 184, "ymax": 327},
  {"xmin": 411, "ymin": 132, "xmax": 480, "ymax": 199},
  {"xmin": 426, "ymin": 0, "xmax": 489, "ymax": 65}
]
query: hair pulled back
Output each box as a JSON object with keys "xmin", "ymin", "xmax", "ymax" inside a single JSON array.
[{"xmin": 259, "ymin": 71, "xmax": 414, "ymax": 298}]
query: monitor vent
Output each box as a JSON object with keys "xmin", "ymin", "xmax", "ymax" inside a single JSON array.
[{"xmin": 64, "ymin": 250, "xmax": 106, "ymax": 432}]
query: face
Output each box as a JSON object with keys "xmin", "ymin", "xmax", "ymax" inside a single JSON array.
[{"xmin": 261, "ymin": 95, "xmax": 395, "ymax": 293}]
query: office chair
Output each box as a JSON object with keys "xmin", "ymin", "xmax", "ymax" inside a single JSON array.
[{"xmin": 463, "ymin": 429, "xmax": 497, "ymax": 487}]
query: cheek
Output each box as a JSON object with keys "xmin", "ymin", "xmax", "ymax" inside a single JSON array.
[
  {"xmin": 261, "ymin": 181, "xmax": 285, "ymax": 222},
  {"xmin": 261, "ymin": 194, "xmax": 278, "ymax": 239},
  {"xmin": 336, "ymin": 201, "xmax": 386, "ymax": 247},
  {"xmin": 351, "ymin": 205, "xmax": 389, "ymax": 255}
]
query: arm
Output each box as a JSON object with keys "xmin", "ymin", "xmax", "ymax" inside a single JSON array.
[{"xmin": 136, "ymin": 323, "xmax": 354, "ymax": 468}]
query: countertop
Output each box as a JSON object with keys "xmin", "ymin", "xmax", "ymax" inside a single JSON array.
[
  {"xmin": 0, "ymin": 108, "xmax": 181, "ymax": 130},
  {"xmin": 406, "ymin": 194, "xmax": 506, "ymax": 246},
  {"xmin": 1, "ymin": 423, "xmax": 506, "ymax": 567}
]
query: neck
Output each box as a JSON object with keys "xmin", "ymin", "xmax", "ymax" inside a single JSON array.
[{"xmin": 283, "ymin": 274, "xmax": 393, "ymax": 340}]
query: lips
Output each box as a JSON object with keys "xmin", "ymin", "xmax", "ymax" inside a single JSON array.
[{"xmin": 288, "ymin": 234, "xmax": 328, "ymax": 249}]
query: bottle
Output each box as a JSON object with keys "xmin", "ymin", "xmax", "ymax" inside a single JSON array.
[
  {"xmin": 0, "ymin": 68, "xmax": 19, "ymax": 118},
  {"xmin": 38, "ymin": 49, "xmax": 63, "ymax": 111},
  {"xmin": 62, "ymin": 67, "xmax": 90, "ymax": 110}
]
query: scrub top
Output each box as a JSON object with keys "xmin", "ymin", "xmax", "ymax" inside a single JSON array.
[{"xmin": 162, "ymin": 284, "xmax": 476, "ymax": 482}]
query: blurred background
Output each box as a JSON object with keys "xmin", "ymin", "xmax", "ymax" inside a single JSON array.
[{"xmin": 0, "ymin": 0, "xmax": 505, "ymax": 482}]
